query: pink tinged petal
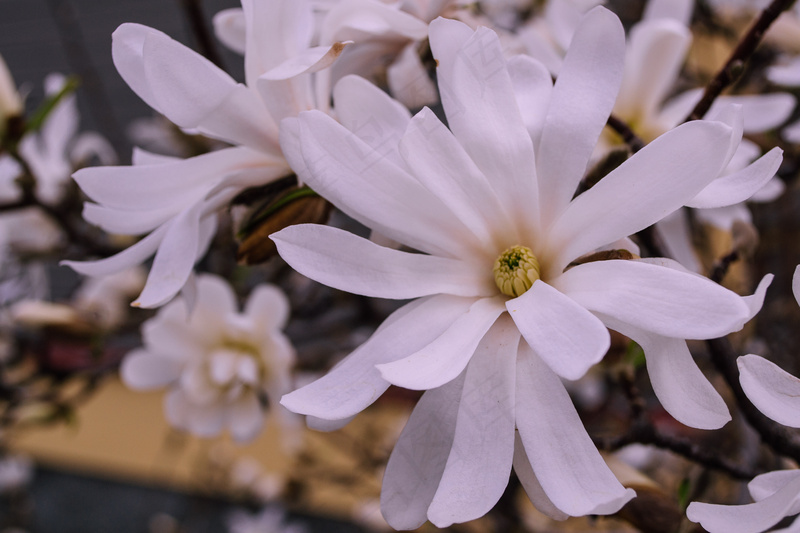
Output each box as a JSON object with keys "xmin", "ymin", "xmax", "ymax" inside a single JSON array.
[
  {"xmin": 376, "ymin": 297, "xmax": 507, "ymax": 391},
  {"xmin": 515, "ymin": 342, "xmax": 635, "ymax": 516},
  {"xmin": 212, "ymin": 8, "xmax": 246, "ymax": 55},
  {"xmin": 61, "ymin": 223, "xmax": 167, "ymax": 278},
  {"xmin": 381, "ymin": 371, "xmax": 466, "ymax": 530},
  {"xmin": 427, "ymin": 316, "xmax": 519, "ymax": 527},
  {"xmin": 508, "ymin": 280, "xmax": 609, "ymax": 381},
  {"xmin": 739, "ymin": 354, "xmax": 800, "ymax": 427},
  {"xmin": 280, "ymin": 295, "xmax": 474, "ymax": 420},
  {"xmin": 657, "ymin": 87, "xmax": 703, "ymax": 129},
  {"xmin": 507, "ymin": 54, "xmax": 553, "ymax": 149},
  {"xmin": 229, "ymin": 393, "xmax": 264, "ymax": 442},
  {"xmin": 429, "ymin": 18, "xmax": 540, "ymax": 232},
  {"xmin": 133, "ymin": 205, "xmax": 204, "ymax": 308},
  {"xmin": 293, "ymin": 110, "xmax": 479, "ymax": 258},
  {"xmin": 536, "ymin": 6, "xmax": 625, "ymax": 227},
  {"xmin": 687, "ymin": 147, "xmax": 783, "ymax": 209},
  {"xmin": 687, "ymin": 476, "xmax": 800, "ymax": 533},
  {"xmin": 615, "ymin": 20, "xmax": 691, "ymax": 122},
  {"xmin": 512, "ymin": 433, "xmax": 569, "ymax": 521},
  {"xmin": 120, "ymin": 349, "xmax": 182, "ymax": 390},
  {"xmin": 546, "ymin": 120, "xmax": 733, "ymax": 273},
  {"xmin": 82, "ymin": 203, "xmax": 178, "ymax": 235},
  {"xmin": 743, "ymin": 274, "xmax": 773, "ymax": 322},
  {"xmin": 272, "ymin": 224, "xmax": 492, "ymax": 299},
  {"xmin": 711, "ymin": 93, "xmax": 796, "ymax": 133},
  {"xmin": 517, "ymin": 25, "xmax": 564, "ymax": 75},
  {"xmin": 333, "ymin": 75, "xmax": 411, "ymax": 167},
  {"xmin": 768, "ymin": 57, "xmax": 800, "ymax": 86},
  {"xmin": 112, "ymin": 24, "xmax": 165, "ymax": 113},
  {"xmin": 604, "ymin": 318, "xmax": 730, "ymax": 429},
  {"xmin": 555, "ymin": 259, "xmax": 751, "ymax": 340},
  {"xmin": 132, "ymin": 147, "xmax": 180, "ymax": 166},
  {"xmin": 643, "ymin": 0, "xmax": 694, "ymax": 24},
  {"xmin": 399, "ymin": 107, "xmax": 515, "ymax": 247},
  {"xmin": 278, "ymin": 117, "xmax": 312, "ymax": 185},
  {"xmin": 751, "ymin": 176, "xmax": 785, "ymax": 202},
  {"xmin": 387, "ymin": 43, "xmax": 439, "ymax": 110},
  {"xmin": 306, "ymin": 415, "xmax": 355, "ymax": 432},
  {"xmin": 654, "ymin": 210, "xmax": 703, "ymax": 273},
  {"xmin": 785, "ymin": 119, "xmax": 800, "ymax": 144}
]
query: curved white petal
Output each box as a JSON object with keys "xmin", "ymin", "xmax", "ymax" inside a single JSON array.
[
  {"xmin": 512, "ymin": 433, "xmax": 569, "ymax": 521},
  {"xmin": 229, "ymin": 393, "xmax": 264, "ymax": 442},
  {"xmin": 212, "ymin": 8, "xmax": 246, "ymax": 54},
  {"xmin": 687, "ymin": 147, "xmax": 783, "ymax": 209},
  {"xmin": 537, "ymin": 6, "xmax": 625, "ymax": 227},
  {"xmin": 293, "ymin": 110, "xmax": 479, "ymax": 258},
  {"xmin": 654, "ymin": 210, "xmax": 703, "ymax": 273},
  {"xmin": 793, "ymin": 265, "xmax": 800, "ymax": 307},
  {"xmin": 272, "ymin": 224, "xmax": 492, "ymax": 299},
  {"xmin": 750, "ymin": 470, "xmax": 800, "ymax": 503},
  {"xmin": 387, "ymin": 43, "xmax": 439, "ymax": 110},
  {"xmin": 306, "ymin": 415, "xmax": 355, "ymax": 432},
  {"xmin": 554, "ymin": 259, "xmax": 751, "ymax": 339},
  {"xmin": 427, "ymin": 316, "xmax": 518, "ymax": 527},
  {"xmin": 263, "ymin": 42, "xmax": 351, "ymax": 80},
  {"xmin": 687, "ymin": 476, "xmax": 800, "ymax": 533},
  {"xmin": 280, "ymin": 295, "xmax": 474, "ymax": 420},
  {"xmin": 546, "ymin": 120, "xmax": 733, "ymax": 273},
  {"xmin": 515, "ymin": 342, "xmax": 635, "ymax": 516},
  {"xmin": 739, "ymin": 354, "xmax": 800, "ymax": 427},
  {"xmin": 429, "ymin": 18, "xmax": 540, "ymax": 233},
  {"xmin": 120, "ymin": 349, "xmax": 182, "ymax": 390},
  {"xmin": 643, "ymin": 0, "xmax": 694, "ymax": 25},
  {"xmin": 376, "ymin": 297, "xmax": 506, "ymax": 391},
  {"xmin": 711, "ymin": 93, "xmax": 796, "ymax": 133},
  {"xmin": 244, "ymin": 284, "xmax": 289, "ymax": 330},
  {"xmin": 381, "ymin": 371, "xmax": 466, "ymax": 530},
  {"xmin": 507, "ymin": 54, "xmax": 553, "ymax": 149},
  {"xmin": 112, "ymin": 23, "xmax": 165, "ymax": 114},
  {"xmin": 61, "ymin": 223, "xmax": 168, "ymax": 278},
  {"xmin": 508, "ymin": 280, "xmax": 609, "ymax": 381}
]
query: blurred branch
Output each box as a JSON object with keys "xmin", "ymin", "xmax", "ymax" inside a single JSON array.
[
  {"xmin": 607, "ymin": 114, "xmax": 645, "ymax": 153},
  {"xmin": 177, "ymin": 0, "xmax": 226, "ymax": 70},
  {"xmin": 685, "ymin": 0, "xmax": 797, "ymax": 122}
]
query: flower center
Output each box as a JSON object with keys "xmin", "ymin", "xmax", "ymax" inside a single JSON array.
[{"xmin": 493, "ymin": 245, "xmax": 541, "ymax": 297}]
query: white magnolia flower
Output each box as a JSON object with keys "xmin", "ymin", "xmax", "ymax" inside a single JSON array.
[
  {"xmin": 63, "ymin": 0, "xmax": 348, "ymax": 308},
  {"xmin": 120, "ymin": 274, "xmax": 295, "ymax": 442},
  {"xmin": 274, "ymin": 8, "xmax": 767, "ymax": 528},
  {"xmin": 687, "ymin": 266, "xmax": 800, "ymax": 533},
  {"xmin": 0, "ymin": 53, "xmax": 22, "ymax": 125}
]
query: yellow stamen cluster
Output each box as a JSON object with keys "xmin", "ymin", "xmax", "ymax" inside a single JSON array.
[{"xmin": 493, "ymin": 245, "xmax": 541, "ymax": 298}]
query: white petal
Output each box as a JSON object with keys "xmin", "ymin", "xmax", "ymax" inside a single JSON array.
[
  {"xmin": 82, "ymin": 203, "xmax": 177, "ymax": 235},
  {"xmin": 687, "ymin": 476, "xmax": 800, "ymax": 533},
  {"xmin": 333, "ymin": 74, "xmax": 411, "ymax": 167},
  {"xmin": 262, "ymin": 42, "xmax": 351, "ymax": 80},
  {"xmin": 516, "ymin": 342, "xmax": 635, "ymax": 516},
  {"xmin": 768, "ymin": 56, "xmax": 800, "ymax": 86},
  {"xmin": 280, "ymin": 295, "xmax": 473, "ymax": 420},
  {"xmin": 605, "ymin": 318, "xmax": 730, "ymax": 429},
  {"xmin": 507, "ymin": 54, "xmax": 553, "ymax": 149},
  {"xmin": 546, "ymin": 120, "xmax": 733, "ymax": 273},
  {"xmin": 120, "ymin": 349, "xmax": 181, "ymax": 390},
  {"xmin": 212, "ymin": 8, "xmax": 246, "ymax": 55},
  {"xmin": 507, "ymin": 280, "xmax": 609, "ymax": 380},
  {"xmin": 711, "ymin": 93, "xmax": 795, "ymax": 133},
  {"xmin": 112, "ymin": 23, "xmax": 165, "ymax": 113},
  {"xmin": 687, "ymin": 147, "xmax": 783, "ymax": 209},
  {"xmin": 513, "ymin": 433, "xmax": 569, "ymax": 521},
  {"xmin": 743, "ymin": 274, "xmax": 773, "ymax": 322},
  {"xmin": 399, "ymin": 107, "xmax": 515, "ymax": 247},
  {"xmin": 61, "ymin": 223, "xmax": 167, "ymax": 278},
  {"xmin": 537, "ymin": 6, "xmax": 625, "ymax": 226},
  {"xmin": 133, "ymin": 206, "xmax": 204, "ymax": 308},
  {"xmin": 244, "ymin": 284, "xmax": 290, "ymax": 330},
  {"xmin": 427, "ymin": 316, "xmax": 518, "ymax": 527},
  {"xmin": 272, "ymin": 224, "xmax": 492, "ymax": 299},
  {"xmin": 381, "ymin": 371, "xmax": 465, "ymax": 530},
  {"xmin": 654, "ymin": 210, "xmax": 703, "ymax": 273},
  {"xmin": 376, "ymin": 297, "xmax": 506, "ymax": 391},
  {"xmin": 306, "ymin": 415, "xmax": 354, "ymax": 431},
  {"xmin": 739, "ymin": 354, "xmax": 800, "ymax": 427},
  {"xmin": 293, "ymin": 110, "xmax": 478, "ymax": 258},
  {"xmin": 749, "ymin": 470, "xmax": 800, "ymax": 502},
  {"xmin": 643, "ymin": 0, "xmax": 694, "ymax": 25},
  {"xmin": 793, "ymin": 265, "xmax": 800, "ymax": 308},
  {"xmin": 387, "ymin": 43, "xmax": 439, "ymax": 110},
  {"xmin": 554, "ymin": 259, "xmax": 751, "ymax": 339},
  {"xmin": 429, "ymin": 18, "xmax": 540, "ymax": 232},
  {"xmin": 229, "ymin": 393, "xmax": 264, "ymax": 442}
]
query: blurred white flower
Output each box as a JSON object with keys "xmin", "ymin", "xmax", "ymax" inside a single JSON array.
[
  {"xmin": 64, "ymin": 0, "xmax": 349, "ymax": 309},
  {"xmin": 275, "ymin": 8, "xmax": 766, "ymax": 528},
  {"xmin": 0, "ymin": 454, "xmax": 33, "ymax": 494},
  {"xmin": 121, "ymin": 274, "xmax": 295, "ymax": 442},
  {"xmin": 0, "ymin": 53, "xmax": 22, "ymax": 125}
]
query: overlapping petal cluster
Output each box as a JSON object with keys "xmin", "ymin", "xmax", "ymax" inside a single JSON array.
[
  {"xmin": 64, "ymin": 0, "xmax": 348, "ymax": 308},
  {"xmin": 273, "ymin": 7, "xmax": 767, "ymax": 527},
  {"xmin": 121, "ymin": 274, "xmax": 295, "ymax": 442}
]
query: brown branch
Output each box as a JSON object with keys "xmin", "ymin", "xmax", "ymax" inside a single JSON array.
[
  {"xmin": 685, "ymin": 0, "xmax": 797, "ymax": 122},
  {"xmin": 607, "ymin": 114, "xmax": 646, "ymax": 153}
]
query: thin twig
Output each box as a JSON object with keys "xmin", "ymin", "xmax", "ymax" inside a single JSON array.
[
  {"xmin": 177, "ymin": 0, "xmax": 226, "ymax": 70},
  {"xmin": 607, "ymin": 114, "xmax": 646, "ymax": 153},
  {"xmin": 685, "ymin": 0, "xmax": 797, "ymax": 122}
]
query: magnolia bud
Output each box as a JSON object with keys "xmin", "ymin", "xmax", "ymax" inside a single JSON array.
[{"xmin": 0, "ymin": 54, "xmax": 22, "ymax": 129}]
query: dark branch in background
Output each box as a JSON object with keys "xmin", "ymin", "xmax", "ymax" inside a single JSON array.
[
  {"xmin": 594, "ymin": 419, "xmax": 761, "ymax": 481},
  {"xmin": 177, "ymin": 0, "xmax": 226, "ymax": 70},
  {"xmin": 44, "ymin": 0, "xmax": 128, "ymax": 157},
  {"xmin": 685, "ymin": 0, "xmax": 798, "ymax": 122},
  {"xmin": 607, "ymin": 114, "xmax": 645, "ymax": 153}
]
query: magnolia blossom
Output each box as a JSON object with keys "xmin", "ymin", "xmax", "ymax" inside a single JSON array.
[
  {"xmin": 274, "ymin": 8, "xmax": 767, "ymax": 528},
  {"xmin": 63, "ymin": 0, "xmax": 348, "ymax": 309},
  {"xmin": 120, "ymin": 274, "xmax": 295, "ymax": 442},
  {"xmin": 0, "ymin": 53, "xmax": 22, "ymax": 127}
]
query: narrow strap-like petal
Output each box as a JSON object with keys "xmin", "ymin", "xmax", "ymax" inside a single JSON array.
[{"xmin": 739, "ymin": 354, "xmax": 800, "ymax": 428}]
